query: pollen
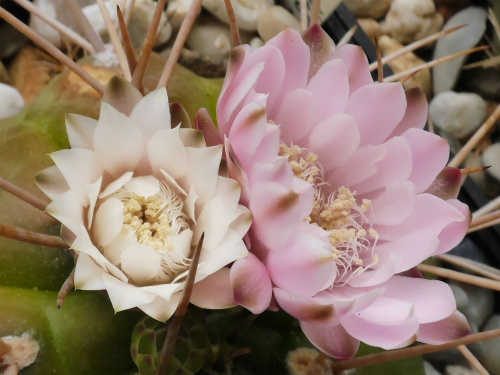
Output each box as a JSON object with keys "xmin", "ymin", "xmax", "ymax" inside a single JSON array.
[
  {"xmin": 122, "ymin": 185, "xmax": 189, "ymax": 251},
  {"xmin": 279, "ymin": 143, "xmax": 322, "ymax": 184}
]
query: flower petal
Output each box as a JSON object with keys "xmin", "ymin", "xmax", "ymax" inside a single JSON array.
[
  {"xmin": 300, "ymin": 321, "xmax": 360, "ymax": 359},
  {"xmin": 230, "ymin": 253, "xmax": 272, "ymax": 313},
  {"xmin": 93, "ymin": 102, "xmax": 143, "ymax": 177},
  {"xmin": 418, "ymin": 311, "xmax": 471, "ymax": 344},
  {"xmin": 147, "ymin": 127, "xmax": 188, "ymax": 180},
  {"xmin": 191, "ymin": 268, "xmax": 237, "ymax": 309},
  {"xmin": 120, "ymin": 243, "xmax": 164, "ymax": 286},
  {"xmin": 93, "ymin": 197, "xmax": 124, "ymax": 247},
  {"xmin": 65, "ymin": 113, "xmax": 97, "ymax": 149},
  {"xmin": 130, "ymin": 88, "xmax": 171, "ymax": 140},
  {"xmin": 330, "ymin": 44, "xmax": 373, "ymax": 93}
]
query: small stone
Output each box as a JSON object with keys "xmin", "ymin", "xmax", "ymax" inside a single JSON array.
[
  {"xmin": 382, "ymin": 0, "xmax": 443, "ymax": 44},
  {"xmin": 474, "ymin": 315, "xmax": 500, "ymax": 375},
  {"xmin": 357, "ymin": 18, "xmax": 381, "ymax": 43},
  {"xmin": 482, "ymin": 143, "xmax": 500, "ymax": 182},
  {"xmin": 186, "ymin": 14, "xmax": 255, "ymax": 58},
  {"xmin": 445, "ymin": 365, "xmax": 480, "ymax": 375},
  {"xmin": 167, "ymin": 0, "xmax": 201, "ymax": 30},
  {"xmin": 280, "ymin": 0, "xmax": 342, "ymax": 24},
  {"xmin": 202, "ymin": 0, "xmax": 273, "ymax": 31},
  {"xmin": 257, "ymin": 6, "xmax": 301, "ymax": 42},
  {"xmin": 429, "ymin": 91, "xmax": 487, "ymax": 139},
  {"xmin": 458, "ymin": 67, "xmax": 500, "ymax": 101},
  {"xmin": 0, "ymin": 83, "xmax": 25, "ymax": 119},
  {"xmin": 424, "ymin": 361, "xmax": 442, "ymax": 375},
  {"xmin": 344, "ymin": 0, "xmax": 392, "ymax": 19},
  {"xmin": 433, "ymin": 7, "xmax": 488, "ymax": 94},
  {"xmin": 378, "ymin": 35, "xmax": 432, "ymax": 99},
  {"xmin": 83, "ymin": 0, "xmax": 172, "ymax": 48},
  {"xmin": 449, "ymin": 282, "xmax": 494, "ymax": 328}
]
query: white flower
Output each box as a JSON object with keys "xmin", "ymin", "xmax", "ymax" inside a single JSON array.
[{"xmin": 36, "ymin": 78, "xmax": 251, "ymax": 321}]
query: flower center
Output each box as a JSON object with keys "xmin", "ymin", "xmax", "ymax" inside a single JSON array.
[
  {"xmin": 279, "ymin": 143, "xmax": 379, "ymax": 284},
  {"xmin": 121, "ymin": 182, "xmax": 190, "ymax": 251}
]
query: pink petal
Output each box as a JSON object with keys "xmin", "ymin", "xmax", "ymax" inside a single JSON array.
[
  {"xmin": 249, "ymin": 182, "xmax": 303, "ymax": 249},
  {"xmin": 327, "ymin": 145, "xmax": 386, "ymax": 190},
  {"xmin": 349, "ymin": 136, "xmax": 412, "ymax": 196},
  {"xmin": 265, "ymin": 28, "xmax": 309, "ymax": 112},
  {"xmin": 320, "ymin": 286, "xmax": 384, "ymax": 316},
  {"xmin": 300, "ymin": 321, "xmax": 360, "ymax": 359},
  {"xmin": 355, "ymin": 296, "xmax": 414, "ymax": 324},
  {"xmin": 308, "ymin": 113, "xmax": 360, "ymax": 173},
  {"xmin": 266, "ymin": 232, "xmax": 336, "ymax": 297},
  {"xmin": 303, "ymin": 24, "xmax": 336, "ymax": 80},
  {"xmin": 344, "ymin": 82, "xmax": 407, "ymax": 146},
  {"xmin": 93, "ymin": 102, "xmax": 143, "ymax": 178},
  {"xmin": 346, "ymin": 252, "xmax": 400, "ymax": 287},
  {"xmin": 195, "ymin": 108, "xmax": 223, "ymax": 147},
  {"xmin": 230, "ymin": 253, "xmax": 272, "ymax": 314},
  {"xmin": 390, "ymin": 87, "xmax": 428, "ymax": 136},
  {"xmin": 274, "ymin": 88, "xmax": 316, "ymax": 145},
  {"xmin": 381, "ymin": 276, "xmax": 457, "ymax": 323},
  {"xmin": 273, "ymin": 287, "xmax": 338, "ymax": 325},
  {"xmin": 418, "ymin": 311, "xmax": 471, "ymax": 345},
  {"xmin": 369, "ymin": 181, "xmax": 415, "ymax": 226},
  {"xmin": 190, "ymin": 268, "xmax": 237, "ymax": 309},
  {"xmin": 340, "ymin": 314, "xmax": 419, "ymax": 349},
  {"xmin": 305, "ymin": 59, "xmax": 349, "ymax": 120},
  {"xmin": 403, "ymin": 128, "xmax": 450, "ymax": 193},
  {"xmin": 435, "ymin": 199, "xmax": 469, "ymax": 254},
  {"xmin": 374, "ymin": 229, "xmax": 439, "ymax": 273},
  {"xmin": 330, "ymin": 44, "xmax": 373, "ymax": 93}
]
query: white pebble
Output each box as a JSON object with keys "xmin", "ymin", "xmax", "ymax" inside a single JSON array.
[
  {"xmin": 433, "ymin": 7, "xmax": 488, "ymax": 94},
  {"xmin": 0, "ymin": 83, "xmax": 25, "ymax": 119},
  {"xmin": 344, "ymin": 0, "xmax": 392, "ymax": 19},
  {"xmin": 202, "ymin": 0, "xmax": 273, "ymax": 31},
  {"xmin": 429, "ymin": 91, "xmax": 487, "ymax": 139},
  {"xmin": 482, "ymin": 143, "xmax": 500, "ymax": 182},
  {"xmin": 382, "ymin": 0, "xmax": 443, "ymax": 44},
  {"xmin": 257, "ymin": 6, "xmax": 301, "ymax": 42}
]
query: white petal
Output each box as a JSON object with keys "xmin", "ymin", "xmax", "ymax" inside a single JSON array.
[
  {"xmin": 162, "ymin": 229, "xmax": 193, "ymax": 260},
  {"xmin": 35, "ymin": 165, "xmax": 69, "ymax": 201},
  {"xmin": 86, "ymin": 177, "xmax": 102, "ymax": 229},
  {"xmin": 46, "ymin": 189, "xmax": 84, "ymax": 235},
  {"xmin": 102, "ymin": 271, "xmax": 156, "ymax": 312},
  {"xmin": 93, "ymin": 197, "xmax": 124, "ymax": 247},
  {"xmin": 121, "ymin": 243, "xmax": 164, "ymax": 286},
  {"xmin": 138, "ymin": 294, "xmax": 181, "ymax": 322},
  {"xmin": 125, "ymin": 176, "xmax": 160, "ymax": 197},
  {"xmin": 178, "ymin": 128, "xmax": 206, "ymax": 148},
  {"xmin": 93, "ymin": 102, "xmax": 144, "ymax": 177},
  {"xmin": 102, "ymin": 230, "xmax": 137, "ymax": 267},
  {"xmin": 183, "ymin": 187, "xmax": 198, "ymax": 222},
  {"xmin": 178, "ymin": 145, "xmax": 222, "ymax": 204},
  {"xmin": 148, "ymin": 127, "xmax": 188, "ymax": 179},
  {"xmin": 74, "ymin": 253, "xmax": 106, "ymax": 290},
  {"xmin": 99, "ymin": 171, "xmax": 133, "ymax": 199},
  {"xmin": 130, "ymin": 88, "xmax": 171, "ymax": 140},
  {"xmin": 160, "ymin": 169, "xmax": 187, "ymax": 197},
  {"xmin": 65, "ymin": 113, "xmax": 97, "ymax": 149},
  {"xmin": 50, "ymin": 148, "xmax": 102, "ymax": 205}
]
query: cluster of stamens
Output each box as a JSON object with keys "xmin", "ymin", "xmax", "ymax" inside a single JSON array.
[{"xmin": 280, "ymin": 143, "xmax": 379, "ymax": 284}]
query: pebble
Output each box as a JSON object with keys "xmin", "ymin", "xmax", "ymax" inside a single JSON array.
[
  {"xmin": 82, "ymin": 0, "xmax": 172, "ymax": 48},
  {"xmin": 357, "ymin": 18, "xmax": 381, "ymax": 43},
  {"xmin": 458, "ymin": 67, "xmax": 500, "ymax": 102},
  {"xmin": 429, "ymin": 91, "xmax": 487, "ymax": 139},
  {"xmin": 473, "ymin": 314, "xmax": 500, "ymax": 375},
  {"xmin": 280, "ymin": 0, "xmax": 342, "ymax": 23},
  {"xmin": 343, "ymin": 0, "xmax": 392, "ymax": 20},
  {"xmin": 167, "ymin": 0, "xmax": 201, "ymax": 30},
  {"xmin": 449, "ymin": 282, "xmax": 494, "ymax": 328},
  {"xmin": 257, "ymin": 6, "xmax": 302, "ymax": 42},
  {"xmin": 187, "ymin": 14, "xmax": 254, "ymax": 58},
  {"xmin": 202, "ymin": 0, "xmax": 273, "ymax": 31},
  {"xmin": 433, "ymin": 6, "xmax": 488, "ymax": 94},
  {"xmin": 382, "ymin": 0, "xmax": 443, "ymax": 44},
  {"xmin": 482, "ymin": 143, "xmax": 500, "ymax": 182},
  {"xmin": 424, "ymin": 361, "xmax": 442, "ymax": 375},
  {"xmin": 445, "ymin": 365, "xmax": 480, "ymax": 375},
  {"xmin": 378, "ymin": 35, "xmax": 432, "ymax": 99},
  {"xmin": 0, "ymin": 83, "xmax": 24, "ymax": 119}
]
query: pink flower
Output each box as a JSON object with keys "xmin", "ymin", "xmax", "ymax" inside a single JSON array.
[{"xmin": 208, "ymin": 26, "xmax": 471, "ymax": 358}]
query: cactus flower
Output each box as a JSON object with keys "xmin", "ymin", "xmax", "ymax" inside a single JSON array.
[
  {"xmin": 213, "ymin": 26, "xmax": 470, "ymax": 358},
  {"xmin": 36, "ymin": 78, "xmax": 251, "ymax": 322}
]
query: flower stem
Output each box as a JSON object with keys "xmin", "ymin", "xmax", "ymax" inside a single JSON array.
[
  {"xmin": 0, "ymin": 222, "xmax": 67, "ymax": 248},
  {"xmin": 63, "ymin": 0, "xmax": 106, "ymax": 52},
  {"xmin": 155, "ymin": 234, "xmax": 204, "ymax": 375},
  {"xmin": 310, "ymin": 0, "xmax": 321, "ymax": 26},
  {"xmin": 117, "ymin": 6, "xmax": 137, "ymax": 74},
  {"xmin": 223, "ymin": 0, "xmax": 241, "ymax": 47},
  {"xmin": 0, "ymin": 177, "xmax": 49, "ymax": 213},
  {"xmin": 57, "ymin": 268, "xmax": 75, "ymax": 309},
  {"xmin": 330, "ymin": 329, "xmax": 500, "ymax": 372},
  {"xmin": 437, "ymin": 253, "xmax": 500, "ymax": 281},
  {"xmin": 457, "ymin": 345, "xmax": 489, "ymax": 375}
]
